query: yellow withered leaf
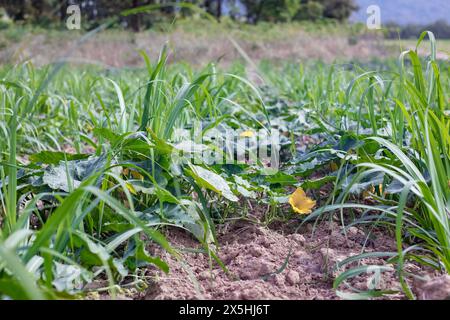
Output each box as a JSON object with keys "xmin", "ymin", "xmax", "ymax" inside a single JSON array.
[
  {"xmin": 123, "ymin": 168, "xmax": 144, "ymax": 180},
  {"xmin": 289, "ymin": 187, "xmax": 316, "ymax": 215},
  {"xmin": 130, "ymin": 170, "xmax": 144, "ymax": 180},
  {"xmin": 125, "ymin": 182, "xmax": 137, "ymax": 195},
  {"xmin": 330, "ymin": 162, "xmax": 339, "ymax": 171}
]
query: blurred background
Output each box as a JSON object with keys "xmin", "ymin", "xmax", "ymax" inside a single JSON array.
[{"xmin": 0, "ymin": 0, "xmax": 448, "ymax": 67}]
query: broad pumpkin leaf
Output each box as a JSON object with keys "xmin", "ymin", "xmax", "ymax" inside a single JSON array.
[
  {"xmin": 265, "ymin": 172, "xmax": 297, "ymax": 186},
  {"xmin": 43, "ymin": 163, "xmax": 81, "ymax": 192},
  {"xmin": 299, "ymin": 176, "xmax": 336, "ymax": 189},
  {"xmin": 30, "ymin": 151, "xmax": 89, "ymax": 165},
  {"xmin": 186, "ymin": 164, "xmax": 238, "ymax": 202}
]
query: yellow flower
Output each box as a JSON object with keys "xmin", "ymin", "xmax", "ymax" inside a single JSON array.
[
  {"xmin": 240, "ymin": 130, "xmax": 255, "ymax": 138},
  {"xmin": 289, "ymin": 187, "xmax": 316, "ymax": 214}
]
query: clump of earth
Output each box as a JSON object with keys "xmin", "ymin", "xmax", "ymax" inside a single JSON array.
[{"xmin": 129, "ymin": 215, "xmax": 443, "ymax": 300}]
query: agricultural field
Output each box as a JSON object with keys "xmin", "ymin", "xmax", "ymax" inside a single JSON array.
[{"xmin": 0, "ymin": 19, "xmax": 449, "ymax": 301}]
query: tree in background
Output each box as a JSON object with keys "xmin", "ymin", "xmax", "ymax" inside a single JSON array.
[
  {"xmin": 205, "ymin": 0, "xmax": 222, "ymax": 20},
  {"xmin": 0, "ymin": 0, "xmax": 358, "ymax": 28},
  {"xmin": 385, "ymin": 19, "xmax": 450, "ymax": 40},
  {"xmin": 241, "ymin": 0, "xmax": 298, "ymax": 23},
  {"xmin": 240, "ymin": 0, "xmax": 357, "ymax": 23},
  {"xmin": 317, "ymin": 0, "xmax": 357, "ymax": 21},
  {"xmin": 295, "ymin": 1, "xmax": 324, "ymax": 21}
]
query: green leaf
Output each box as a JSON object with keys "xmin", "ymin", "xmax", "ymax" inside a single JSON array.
[
  {"xmin": 186, "ymin": 164, "xmax": 238, "ymax": 202},
  {"xmin": 265, "ymin": 172, "xmax": 297, "ymax": 186},
  {"xmin": 43, "ymin": 163, "xmax": 80, "ymax": 192},
  {"xmin": 342, "ymin": 171, "xmax": 384, "ymax": 194},
  {"xmin": 133, "ymin": 241, "xmax": 169, "ymax": 274},
  {"xmin": 93, "ymin": 128, "xmax": 121, "ymax": 145},
  {"xmin": 30, "ymin": 151, "xmax": 89, "ymax": 165},
  {"xmin": 299, "ymin": 176, "xmax": 336, "ymax": 189},
  {"xmin": 0, "ymin": 278, "xmax": 31, "ymax": 300},
  {"xmin": 0, "ymin": 244, "xmax": 45, "ymax": 300}
]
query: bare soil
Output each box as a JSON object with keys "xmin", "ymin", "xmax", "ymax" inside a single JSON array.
[
  {"xmin": 1, "ymin": 29, "xmax": 389, "ymax": 68},
  {"xmin": 133, "ymin": 214, "xmax": 442, "ymax": 300}
]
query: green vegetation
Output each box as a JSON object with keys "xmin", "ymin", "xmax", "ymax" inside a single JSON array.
[{"xmin": 0, "ymin": 7, "xmax": 449, "ymax": 299}]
